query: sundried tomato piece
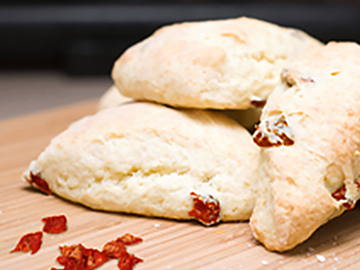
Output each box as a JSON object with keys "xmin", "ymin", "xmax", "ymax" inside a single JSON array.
[
  {"xmin": 331, "ymin": 182, "xmax": 360, "ymax": 210},
  {"xmin": 118, "ymin": 252, "xmax": 144, "ymax": 270},
  {"xmin": 42, "ymin": 215, "xmax": 68, "ymax": 234},
  {"xmin": 25, "ymin": 171, "xmax": 52, "ymax": 195},
  {"xmin": 55, "ymin": 244, "xmax": 109, "ymax": 270},
  {"xmin": 253, "ymin": 116, "xmax": 295, "ymax": 147},
  {"xmin": 116, "ymin": 233, "xmax": 143, "ymax": 246},
  {"xmin": 188, "ymin": 192, "xmax": 221, "ymax": 226},
  {"xmin": 250, "ymin": 99, "xmax": 267, "ymax": 108},
  {"xmin": 102, "ymin": 240, "xmax": 127, "ymax": 259},
  {"xmin": 102, "ymin": 233, "xmax": 143, "ymax": 259},
  {"xmin": 10, "ymin": 231, "xmax": 43, "ymax": 255}
]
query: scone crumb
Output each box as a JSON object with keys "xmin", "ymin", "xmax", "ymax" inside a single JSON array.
[{"xmin": 315, "ymin": 254, "xmax": 326, "ymax": 262}]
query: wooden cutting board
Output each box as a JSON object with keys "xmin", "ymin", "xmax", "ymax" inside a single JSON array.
[{"xmin": 1, "ymin": 100, "xmax": 360, "ymax": 270}]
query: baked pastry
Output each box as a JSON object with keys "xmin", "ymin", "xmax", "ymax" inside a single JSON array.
[
  {"xmin": 250, "ymin": 42, "xmax": 360, "ymax": 251},
  {"xmin": 98, "ymin": 85, "xmax": 261, "ymax": 132},
  {"xmin": 97, "ymin": 85, "xmax": 133, "ymax": 111},
  {"xmin": 23, "ymin": 102, "xmax": 258, "ymax": 223},
  {"xmin": 112, "ymin": 17, "xmax": 322, "ymax": 110}
]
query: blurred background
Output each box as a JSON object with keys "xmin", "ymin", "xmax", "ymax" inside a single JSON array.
[{"xmin": 1, "ymin": 0, "xmax": 359, "ymax": 119}]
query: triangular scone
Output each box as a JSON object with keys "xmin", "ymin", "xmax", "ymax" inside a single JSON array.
[
  {"xmin": 23, "ymin": 102, "xmax": 258, "ymax": 223},
  {"xmin": 250, "ymin": 42, "xmax": 360, "ymax": 251},
  {"xmin": 112, "ymin": 17, "xmax": 322, "ymax": 110}
]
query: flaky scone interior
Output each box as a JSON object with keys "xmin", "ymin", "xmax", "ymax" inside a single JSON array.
[{"xmin": 23, "ymin": 102, "xmax": 259, "ymax": 224}]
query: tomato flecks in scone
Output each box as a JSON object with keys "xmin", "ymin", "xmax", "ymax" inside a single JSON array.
[
  {"xmin": 25, "ymin": 171, "xmax": 52, "ymax": 195},
  {"xmin": 189, "ymin": 191, "xmax": 221, "ymax": 226},
  {"xmin": 253, "ymin": 115, "xmax": 294, "ymax": 147},
  {"xmin": 250, "ymin": 99, "xmax": 267, "ymax": 108},
  {"xmin": 331, "ymin": 181, "xmax": 360, "ymax": 210}
]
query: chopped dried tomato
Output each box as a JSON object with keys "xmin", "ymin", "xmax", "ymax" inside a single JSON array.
[
  {"xmin": 25, "ymin": 171, "xmax": 52, "ymax": 195},
  {"xmin": 102, "ymin": 233, "xmax": 143, "ymax": 259},
  {"xmin": 250, "ymin": 99, "xmax": 267, "ymax": 108},
  {"xmin": 10, "ymin": 231, "xmax": 43, "ymax": 255},
  {"xmin": 54, "ymin": 244, "xmax": 109, "ymax": 270},
  {"xmin": 102, "ymin": 240, "xmax": 127, "ymax": 259},
  {"xmin": 331, "ymin": 182, "xmax": 360, "ymax": 210},
  {"xmin": 253, "ymin": 116, "xmax": 294, "ymax": 147},
  {"xmin": 42, "ymin": 215, "xmax": 68, "ymax": 234},
  {"xmin": 118, "ymin": 252, "xmax": 144, "ymax": 270},
  {"xmin": 116, "ymin": 233, "xmax": 143, "ymax": 246},
  {"xmin": 101, "ymin": 234, "xmax": 144, "ymax": 269},
  {"xmin": 188, "ymin": 192, "xmax": 221, "ymax": 226}
]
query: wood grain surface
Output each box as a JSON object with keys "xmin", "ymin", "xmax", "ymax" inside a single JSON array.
[{"xmin": 1, "ymin": 100, "xmax": 360, "ymax": 270}]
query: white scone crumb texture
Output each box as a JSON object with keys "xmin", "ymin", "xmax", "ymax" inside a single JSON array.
[
  {"xmin": 112, "ymin": 16, "xmax": 322, "ymax": 109},
  {"xmin": 250, "ymin": 42, "xmax": 360, "ymax": 251},
  {"xmin": 23, "ymin": 102, "xmax": 258, "ymax": 221}
]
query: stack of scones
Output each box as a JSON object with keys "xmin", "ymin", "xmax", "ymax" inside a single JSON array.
[{"xmin": 23, "ymin": 17, "xmax": 360, "ymax": 251}]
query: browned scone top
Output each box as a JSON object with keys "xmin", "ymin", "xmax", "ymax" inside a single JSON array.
[
  {"xmin": 250, "ymin": 42, "xmax": 360, "ymax": 252},
  {"xmin": 112, "ymin": 17, "xmax": 322, "ymax": 110}
]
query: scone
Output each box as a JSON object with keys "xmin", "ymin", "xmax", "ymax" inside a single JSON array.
[
  {"xmin": 112, "ymin": 17, "xmax": 322, "ymax": 110},
  {"xmin": 23, "ymin": 102, "xmax": 258, "ymax": 222},
  {"xmin": 98, "ymin": 85, "xmax": 261, "ymax": 132},
  {"xmin": 97, "ymin": 85, "xmax": 133, "ymax": 111},
  {"xmin": 250, "ymin": 42, "xmax": 360, "ymax": 251}
]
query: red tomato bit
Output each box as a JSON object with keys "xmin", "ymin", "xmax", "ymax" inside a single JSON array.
[
  {"xmin": 118, "ymin": 252, "xmax": 143, "ymax": 270},
  {"xmin": 116, "ymin": 233, "xmax": 143, "ymax": 246},
  {"xmin": 10, "ymin": 231, "xmax": 43, "ymax": 255},
  {"xmin": 53, "ymin": 244, "xmax": 109, "ymax": 270},
  {"xmin": 102, "ymin": 234, "xmax": 144, "ymax": 270},
  {"xmin": 250, "ymin": 99, "xmax": 267, "ymax": 108},
  {"xmin": 25, "ymin": 171, "xmax": 52, "ymax": 195},
  {"xmin": 331, "ymin": 182, "xmax": 360, "ymax": 210},
  {"xmin": 253, "ymin": 116, "xmax": 295, "ymax": 147},
  {"xmin": 188, "ymin": 191, "xmax": 221, "ymax": 226},
  {"xmin": 42, "ymin": 215, "xmax": 68, "ymax": 234},
  {"xmin": 102, "ymin": 240, "xmax": 127, "ymax": 259}
]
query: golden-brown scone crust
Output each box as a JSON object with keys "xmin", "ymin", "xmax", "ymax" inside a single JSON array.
[
  {"xmin": 23, "ymin": 102, "xmax": 258, "ymax": 221},
  {"xmin": 250, "ymin": 42, "xmax": 360, "ymax": 251},
  {"xmin": 112, "ymin": 17, "xmax": 322, "ymax": 110}
]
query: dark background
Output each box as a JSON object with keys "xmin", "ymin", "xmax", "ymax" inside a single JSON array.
[{"xmin": 1, "ymin": 0, "xmax": 359, "ymax": 76}]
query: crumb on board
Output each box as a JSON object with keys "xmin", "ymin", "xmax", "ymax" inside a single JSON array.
[{"xmin": 316, "ymin": 254, "xmax": 326, "ymax": 262}]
